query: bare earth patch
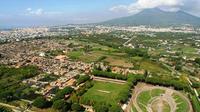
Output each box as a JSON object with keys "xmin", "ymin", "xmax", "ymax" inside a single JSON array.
[{"xmin": 97, "ymin": 90, "xmax": 111, "ymax": 93}]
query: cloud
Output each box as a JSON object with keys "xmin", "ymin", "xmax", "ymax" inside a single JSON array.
[
  {"xmin": 26, "ymin": 8, "xmax": 44, "ymax": 16},
  {"xmin": 25, "ymin": 8, "xmax": 62, "ymax": 16},
  {"xmin": 110, "ymin": 0, "xmax": 200, "ymax": 16}
]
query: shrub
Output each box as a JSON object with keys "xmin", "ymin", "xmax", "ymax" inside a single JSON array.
[
  {"xmin": 92, "ymin": 70, "xmax": 127, "ymax": 80},
  {"xmin": 71, "ymin": 103, "xmax": 85, "ymax": 112},
  {"xmin": 33, "ymin": 97, "xmax": 51, "ymax": 108},
  {"xmin": 52, "ymin": 87, "xmax": 74, "ymax": 101},
  {"xmin": 52, "ymin": 100, "xmax": 65, "ymax": 110},
  {"xmin": 77, "ymin": 75, "xmax": 90, "ymax": 85}
]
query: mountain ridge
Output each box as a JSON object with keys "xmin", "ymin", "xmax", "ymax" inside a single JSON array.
[{"xmin": 101, "ymin": 8, "xmax": 200, "ymax": 27}]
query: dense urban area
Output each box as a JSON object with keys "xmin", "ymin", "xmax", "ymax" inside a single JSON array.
[{"xmin": 0, "ymin": 25, "xmax": 200, "ymax": 112}]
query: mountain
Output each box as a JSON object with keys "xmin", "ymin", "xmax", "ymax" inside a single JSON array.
[{"xmin": 101, "ymin": 8, "xmax": 200, "ymax": 27}]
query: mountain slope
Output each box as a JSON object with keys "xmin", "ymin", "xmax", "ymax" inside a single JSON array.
[{"xmin": 101, "ymin": 8, "xmax": 200, "ymax": 26}]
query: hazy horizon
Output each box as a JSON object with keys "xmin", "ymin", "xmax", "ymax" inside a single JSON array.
[{"xmin": 1, "ymin": 0, "xmax": 200, "ymax": 28}]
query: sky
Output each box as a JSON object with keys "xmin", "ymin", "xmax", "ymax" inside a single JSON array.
[{"xmin": 0, "ymin": 0, "xmax": 200, "ymax": 28}]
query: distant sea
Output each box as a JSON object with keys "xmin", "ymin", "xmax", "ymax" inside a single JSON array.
[
  {"xmin": 0, "ymin": 25, "xmax": 37, "ymax": 30},
  {"xmin": 0, "ymin": 25, "xmax": 19, "ymax": 31}
]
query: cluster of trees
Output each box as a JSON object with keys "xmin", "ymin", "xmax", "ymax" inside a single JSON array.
[
  {"xmin": 0, "ymin": 106, "xmax": 13, "ymax": 112},
  {"xmin": 93, "ymin": 103, "xmax": 122, "ymax": 112},
  {"xmin": 145, "ymin": 76, "xmax": 190, "ymax": 91},
  {"xmin": 92, "ymin": 70, "xmax": 127, "ymax": 80},
  {"xmin": 189, "ymin": 95, "xmax": 200, "ymax": 112},
  {"xmin": 0, "ymin": 65, "xmax": 39, "ymax": 102},
  {"xmin": 70, "ymin": 81, "xmax": 94, "ymax": 103},
  {"xmin": 118, "ymin": 74, "xmax": 146, "ymax": 104},
  {"xmin": 33, "ymin": 97, "xmax": 52, "ymax": 108},
  {"xmin": 76, "ymin": 75, "xmax": 91, "ymax": 85},
  {"xmin": 194, "ymin": 58, "xmax": 200, "ymax": 65},
  {"xmin": 52, "ymin": 87, "xmax": 74, "ymax": 101},
  {"xmin": 52, "ymin": 81, "xmax": 94, "ymax": 111},
  {"xmin": 76, "ymin": 33, "xmax": 123, "ymax": 49},
  {"xmin": 191, "ymin": 81, "xmax": 200, "ymax": 88},
  {"xmin": 122, "ymin": 47, "xmax": 149, "ymax": 58},
  {"xmin": 0, "ymin": 65, "xmax": 39, "ymax": 80},
  {"xmin": 45, "ymin": 49, "xmax": 64, "ymax": 57},
  {"xmin": 83, "ymin": 45, "xmax": 92, "ymax": 53},
  {"xmin": 38, "ymin": 74, "xmax": 59, "ymax": 82},
  {"xmin": 33, "ymin": 86, "xmax": 86, "ymax": 112},
  {"xmin": 80, "ymin": 97, "xmax": 123, "ymax": 112}
]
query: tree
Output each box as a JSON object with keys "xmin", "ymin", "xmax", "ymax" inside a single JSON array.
[
  {"xmin": 52, "ymin": 100, "xmax": 65, "ymax": 110},
  {"xmin": 106, "ymin": 67, "xmax": 112, "ymax": 72},
  {"xmin": 77, "ymin": 75, "xmax": 90, "ymax": 85},
  {"xmin": 83, "ymin": 45, "xmax": 92, "ymax": 53},
  {"xmin": 69, "ymin": 93, "xmax": 79, "ymax": 103},
  {"xmin": 71, "ymin": 103, "xmax": 84, "ymax": 112},
  {"xmin": 0, "ymin": 106, "xmax": 13, "ymax": 112},
  {"xmin": 61, "ymin": 102, "xmax": 71, "ymax": 112},
  {"xmin": 33, "ymin": 97, "xmax": 51, "ymax": 108},
  {"xmin": 0, "ymin": 53, "xmax": 3, "ymax": 58},
  {"xmin": 195, "ymin": 58, "xmax": 200, "ymax": 65},
  {"xmin": 53, "ymin": 87, "xmax": 74, "ymax": 101},
  {"xmin": 175, "ymin": 65, "xmax": 182, "ymax": 71}
]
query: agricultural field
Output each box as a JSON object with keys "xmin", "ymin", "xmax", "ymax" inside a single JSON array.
[
  {"xmin": 139, "ymin": 60, "xmax": 171, "ymax": 75},
  {"xmin": 81, "ymin": 81, "xmax": 128, "ymax": 105},
  {"xmin": 67, "ymin": 45, "xmax": 133, "ymax": 68}
]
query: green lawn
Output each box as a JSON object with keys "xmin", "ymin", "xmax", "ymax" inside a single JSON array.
[
  {"xmin": 172, "ymin": 93, "xmax": 189, "ymax": 112},
  {"xmin": 81, "ymin": 81, "xmax": 128, "ymax": 105},
  {"xmin": 151, "ymin": 89, "xmax": 165, "ymax": 97}
]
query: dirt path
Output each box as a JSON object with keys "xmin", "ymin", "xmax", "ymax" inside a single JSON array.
[
  {"xmin": 93, "ymin": 76, "xmax": 126, "ymax": 84},
  {"xmin": 97, "ymin": 90, "xmax": 111, "ymax": 93},
  {"xmin": 0, "ymin": 102, "xmax": 35, "ymax": 112}
]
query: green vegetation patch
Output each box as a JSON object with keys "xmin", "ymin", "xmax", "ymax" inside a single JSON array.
[
  {"xmin": 140, "ymin": 60, "xmax": 170, "ymax": 75},
  {"xmin": 80, "ymin": 81, "xmax": 128, "ymax": 105},
  {"xmin": 172, "ymin": 93, "xmax": 189, "ymax": 112},
  {"xmin": 0, "ymin": 65, "xmax": 40, "ymax": 102},
  {"xmin": 131, "ymin": 105, "xmax": 138, "ymax": 112},
  {"xmin": 136, "ymin": 89, "xmax": 165, "ymax": 112}
]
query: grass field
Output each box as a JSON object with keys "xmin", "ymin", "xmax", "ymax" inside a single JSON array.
[
  {"xmin": 172, "ymin": 93, "xmax": 189, "ymax": 112},
  {"xmin": 81, "ymin": 81, "xmax": 128, "ymax": 105},
  {"xmin": 139, "ymin": 60, "xmax": 170, "ymax": 75}
]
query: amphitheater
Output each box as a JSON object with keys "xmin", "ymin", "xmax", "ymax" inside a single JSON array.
[{"xmin": 126, "ymin": 83, "xmax": 193, "ymax": 112}]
